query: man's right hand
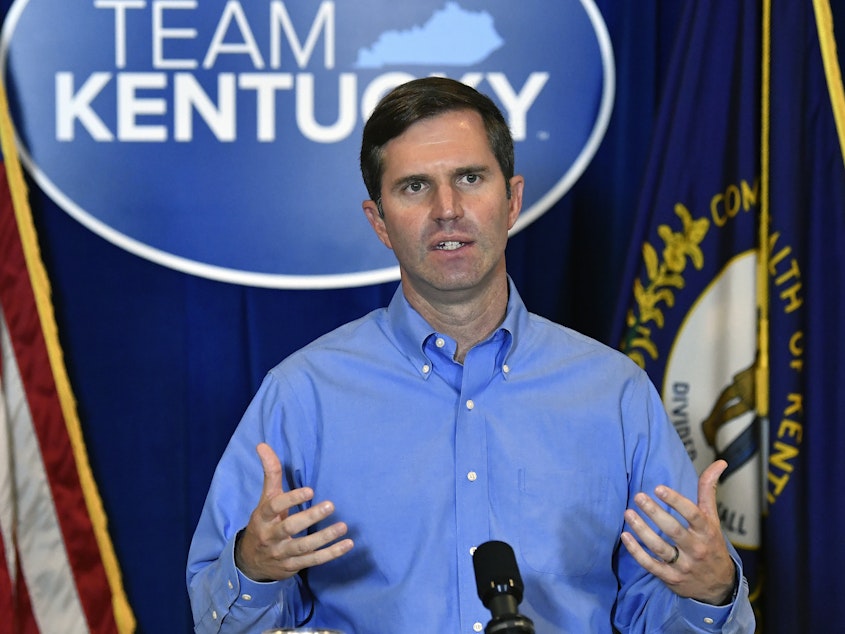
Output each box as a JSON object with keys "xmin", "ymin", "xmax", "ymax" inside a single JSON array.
[{"xmin": 235, "ymin": 442, "xmax": 354, "ymax": 582}]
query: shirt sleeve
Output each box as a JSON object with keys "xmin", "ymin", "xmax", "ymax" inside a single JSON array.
[
  {"xmin": 186, "ymin": 374, "xmax": 312, "ymax": 633},
  {"xmin": 613, "ymin": 371, "xmax": 756, "ymax": 633}
]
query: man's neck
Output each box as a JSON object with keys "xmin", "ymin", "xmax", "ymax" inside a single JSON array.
[{"xmin": 403, "ymin": 276, "xmax": 510, "ymax": 363}]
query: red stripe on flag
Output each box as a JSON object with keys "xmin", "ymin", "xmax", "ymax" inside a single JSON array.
[{"xmin": 14, "ymin": 551, "xmax": 39, "ymax": 634}]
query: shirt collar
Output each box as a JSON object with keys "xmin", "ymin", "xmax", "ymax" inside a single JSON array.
[{"xmin": 385, "ymin": 276, "xmax": 527, "ymax": 376}]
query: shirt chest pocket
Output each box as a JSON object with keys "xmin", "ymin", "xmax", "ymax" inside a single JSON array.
[{"xmin": 517, "ymin": 469, "xmax": 618, "ymax": 578}]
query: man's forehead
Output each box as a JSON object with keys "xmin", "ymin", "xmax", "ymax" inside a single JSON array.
[
  {"xmin": 381, "ymin": 110, "xmax": 494, "ymax": 173},
  {"xmin": 392, "ymin": 108, "xmax": 484, "ymax": 141}
]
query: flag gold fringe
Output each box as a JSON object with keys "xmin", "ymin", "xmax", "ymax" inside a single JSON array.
[{"xmin": 813, "ymin": 0, "xmax": 845, "ymax": 166}]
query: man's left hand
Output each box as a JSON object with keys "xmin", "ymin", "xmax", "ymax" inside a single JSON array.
[{"xmin": 620, "ymin": 460, "xmax": 736, "ymax": 605}]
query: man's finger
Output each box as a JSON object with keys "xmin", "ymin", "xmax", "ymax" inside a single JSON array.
[
  {"xmin": 257, "ymin": 442, "xmax": 283, "ymax": 499},
  {"xmin": 697, "ymin": 459, "xmax": 728, "ymax": 517},
  {"xmin": 284, "ymin": 535, "xmax": 355, "ymax": 572},
  {"xmin": 256, "ymin": 443, "xmax": 316, "ymax": 523}
]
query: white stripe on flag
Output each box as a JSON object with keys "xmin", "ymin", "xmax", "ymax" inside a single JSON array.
[{"xmin": 0, "ymin": 313, "xmax": 17, "ymax": 594}]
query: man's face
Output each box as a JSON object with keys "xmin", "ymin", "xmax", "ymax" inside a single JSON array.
[{"xmin": 363, "ymin": 109, "xmax": 523, "ymax": 305}]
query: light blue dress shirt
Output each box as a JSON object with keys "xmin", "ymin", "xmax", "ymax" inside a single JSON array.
[{"xmin": 187, "ymin": 280, "xmax": 754, "ymax": 633}]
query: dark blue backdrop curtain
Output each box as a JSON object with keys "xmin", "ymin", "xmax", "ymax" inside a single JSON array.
[{"xmin": 2, "ymin": 2, "xmax": 842, "ymax": 632}]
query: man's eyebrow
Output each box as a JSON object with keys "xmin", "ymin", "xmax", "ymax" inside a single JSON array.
[
  {"xmin": 389, "ymin": 174, "xmax": 430, "ymax": 192},
  {"xmin": 453, "ymin": 164, "xmax": 491, "ymax": 176}
]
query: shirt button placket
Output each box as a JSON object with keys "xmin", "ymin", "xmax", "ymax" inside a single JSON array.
[
  {"xmin": 456, "ymin": 341, "xmax": 497, "ymax": 632},
  {"xmin": 459, "ymin": 394, "xmax": 486, "ymax": 629},
  {"xmin": 464, "ymin": 399, "xmax": 478, "ymax": 482}
]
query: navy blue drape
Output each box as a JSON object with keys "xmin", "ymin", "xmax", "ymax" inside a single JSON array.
[{"xmin": 3, "ymin": 2, "xmax": 842, "ymax": 631}]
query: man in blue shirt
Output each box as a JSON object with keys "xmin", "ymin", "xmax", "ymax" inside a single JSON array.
[{"xmin": 187, "ymin": 77, "xmax": 754, "ymax": 633}]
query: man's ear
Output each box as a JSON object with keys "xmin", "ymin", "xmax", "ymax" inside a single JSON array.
[
  {"xmin": 507, "ymin": 176, "xmax": 525, "ymax": 230},
  {"xmin": 362, "ymin": 200, "xmax": 393, "ymax": 249}
]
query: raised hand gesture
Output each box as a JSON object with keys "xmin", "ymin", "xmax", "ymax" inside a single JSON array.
[
  {"xmin": 235, "ymin": 443, "xmax": 354, "ymax": 582},
  {"xmin": 621, "ymin": 460, "xmax": 736, "ymax": 605}
]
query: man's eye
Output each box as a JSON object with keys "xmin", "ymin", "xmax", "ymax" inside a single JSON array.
[
  {"xmin": 462, "ymin": 174, "xmax": 479, "ymax": 184},
  {"xmin": 406, "ymin": 181, "xmax": 424, "ymax": 193}
]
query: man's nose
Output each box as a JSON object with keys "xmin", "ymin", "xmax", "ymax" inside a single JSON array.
[{"xmin": 432, "ymin": 185, "xmax": 462, "ymax": 221}]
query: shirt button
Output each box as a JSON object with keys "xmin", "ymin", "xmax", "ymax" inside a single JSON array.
[
  {"xmin": 503, "ymin": 364, "xmax": 510, "ymax": 374},
  {"xmin": 422, "ymin": 364, "xmax": 430, "ymax": 374},
  {"xmin": 467, "ymin": 471, "xmax": 478, "ymax": 481},
  {"xmin": 469, "ymin": 546, "xmax": 477, "ymax": 556},
  {"xmin": 212, "ymin": 611, "xmax": 218, "ymax": 620},
  {"xmin": 703, "ymin": 617, "xmax": 714, "ymax": 624},
  {"xmin": 435, "ymin": 337, "xmax": 446, "ymax": 348},
  {"xmin": 466, "ymin": 399, "xmax": 475, "ymax": 410},
  {"xmin": 473, "ymin": 622, "xmax": 484, "ymax": 632},
  {"xmin": 227, "ymin": 580, "xmax": 233, "ymax": 589},
  {"xmin": 242, "ymin": 594, "xmax": 252, "ymax": 601}
]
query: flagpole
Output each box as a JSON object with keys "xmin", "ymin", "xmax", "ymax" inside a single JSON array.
[{"xmin": 758, "ymin": 0, "xmax": 772, "ymax": 514}]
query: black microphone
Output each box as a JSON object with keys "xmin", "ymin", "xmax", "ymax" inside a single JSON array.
[{"xmin": 472, "ymin": 540, "xmax": 535, "ymax": 634}]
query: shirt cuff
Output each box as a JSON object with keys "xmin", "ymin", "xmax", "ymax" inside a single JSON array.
[
  {"xmin": 224, "ymin": 530, "xmax": 295, "ymax": 608},
  {"xmin": 233, "ymin": 569, "xmax": 288, "ymax": 607},
  {"xmin": 678, "ymin": 596, "xmax": 733, "ymax": 630},
  {"xmin": 677, "ymin": 553, "xmax": 743, "ymax": 631}
]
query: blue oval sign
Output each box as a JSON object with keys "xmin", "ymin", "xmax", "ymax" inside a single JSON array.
[{"xmin": 1, "ymin": 0, "xmax": 614, "ymax": 288}]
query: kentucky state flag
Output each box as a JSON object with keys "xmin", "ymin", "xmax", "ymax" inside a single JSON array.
[{"xmin": 615, "ymin": 1, "xmax": 845, "ymax": 631}]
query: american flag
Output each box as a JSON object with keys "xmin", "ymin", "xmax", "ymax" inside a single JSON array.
[{"xmin": 0, "ymin": 81, "xmax": 134, "ymax": 633}]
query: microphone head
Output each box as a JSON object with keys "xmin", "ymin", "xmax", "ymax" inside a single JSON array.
[{"xmin": 472, "ymin": 540, "xmax": 525, "ymax": 607}]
